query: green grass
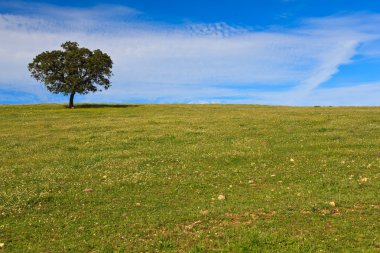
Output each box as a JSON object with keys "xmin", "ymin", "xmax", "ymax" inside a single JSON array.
[{"xmin": 0, "ymin": 104, "xmax": 379, "ymax": 252}]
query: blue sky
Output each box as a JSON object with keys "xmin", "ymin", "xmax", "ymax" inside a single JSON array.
[{"xmin": 1, "ymin": 0, "xmax": 380, "ymax": 105}]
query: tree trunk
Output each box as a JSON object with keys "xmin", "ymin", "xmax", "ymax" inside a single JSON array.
[{"xmin": 68, "ymin": 92, "xmax": 75, "ymax": 108}]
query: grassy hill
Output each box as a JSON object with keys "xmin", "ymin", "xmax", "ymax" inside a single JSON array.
[{"xmin": 0, "ymin": 104, "xmax": 379, "ymax": 252}]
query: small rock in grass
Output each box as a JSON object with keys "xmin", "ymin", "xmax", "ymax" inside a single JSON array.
[
  {"xmin": 218, "ymin": 194, "xmax": 226, "ymax": 201},
  {"xmin": 329, "ymin": 201, "xmax": 336, "ymax": 207},
  {"xmin": 185, "ymin": 220, "xmax": 201, "ymax": 230},
  {"xmin": 0, "ymin": 243, "xmax": 4, "ymax": 248},
  {"xmin": 290, "ymin": 158, "xmax": 295, "ymax": 162},
  {"xmin": 248, "ymin": 180, "xmax": 256, "ymax": 185},
  {"xmin": 320, "ymin": 209, "xmax": 330, "ymax": 215},
  {"xmin": 331, "ymin": 209, "xmax": 341, "ymax": 216},
  {"xmin": 135, "ymin": 203, "xmax": 141, "ymax": 206},
  {"xmin": 83, "ymin": 188, "xmax": 93, "ymax": 193}
]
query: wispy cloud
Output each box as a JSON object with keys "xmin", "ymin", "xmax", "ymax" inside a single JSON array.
[
  {"xmin": 0, "ymin": 2, "xmax": 380, "ymax": 105},
  {"xmin": 0, "ymin": 1, "xmax": 139, "ymax": 22}
]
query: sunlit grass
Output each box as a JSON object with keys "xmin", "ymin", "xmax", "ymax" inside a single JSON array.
[{"xmin": 0, "ymin": 104, "xmax": 379, "ymax": 252}]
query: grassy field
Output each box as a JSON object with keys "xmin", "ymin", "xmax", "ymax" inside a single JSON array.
[{"xmin": 0, "ymin": 104, "xmax": 379, "ymax": 252}]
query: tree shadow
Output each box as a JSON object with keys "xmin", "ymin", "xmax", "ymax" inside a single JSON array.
[{"xmin": 72, "ymin": 104, "xmax": 141, "ymax": 109}]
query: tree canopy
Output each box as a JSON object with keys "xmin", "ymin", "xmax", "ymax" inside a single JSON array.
[{"xmin": 28, "ymin": 41, "xmax": 113, "ymax": 108}]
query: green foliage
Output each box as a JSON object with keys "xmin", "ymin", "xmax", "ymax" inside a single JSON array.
[
  {"xmin": 0, "ymin": 104, "xmax": 379, "ymax": 252},
  {"xmin": 28, "ymin": 42, "xmax": 113, "ymax": 107}
]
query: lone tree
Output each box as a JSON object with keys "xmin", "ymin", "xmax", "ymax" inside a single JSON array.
[{"xmin": 28, "ymin": 41, "xmax": 113, "ymax": 108}]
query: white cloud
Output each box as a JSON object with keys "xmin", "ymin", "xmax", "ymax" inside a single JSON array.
[
  {"xmin": 0, "ymin": 1, "xmax": 139, "ymax": 22},
  {"xmin": 0, "ymin": 3, "xmax": 380, "ymax": 105},
  {"xmin": 304, "ymin": 82, "xmax": 380, "ymax": 106}
]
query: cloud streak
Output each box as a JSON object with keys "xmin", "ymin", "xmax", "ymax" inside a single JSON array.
[{"xmin": 0, "ymin": 2, "xmax": 380, "ymax": 105}]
